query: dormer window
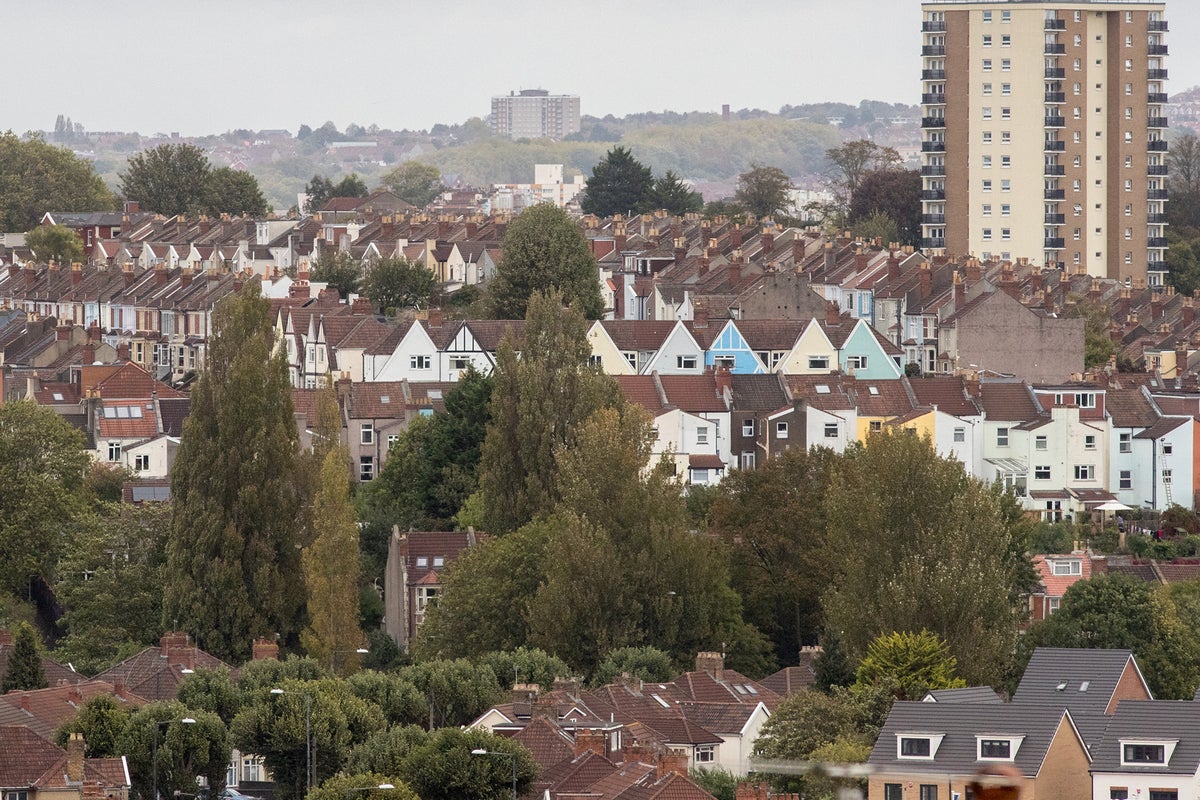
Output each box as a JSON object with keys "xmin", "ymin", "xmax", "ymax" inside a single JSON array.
[
  {"xmin": 1051, "ymin": 559, "xmax": 1082, "ymax": 576},
  {"xmin": 897, "ymin": 733, "xmax": 944, "ymax": 760},
  {"xmin": 977, "ymin": 735, "xmax": 1023, "ymax": 761},
  {"xmin": 1121, "ymin": 741, "xmax": 1176, "ymax": 766}
]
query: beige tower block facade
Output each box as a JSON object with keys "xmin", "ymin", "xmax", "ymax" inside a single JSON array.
[{"xmin": 920, "ymin": 1, "xmax": 1168, "ymax": 285}]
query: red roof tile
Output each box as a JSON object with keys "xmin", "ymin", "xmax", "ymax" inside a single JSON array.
[
  {"xmin": 0, "ymin": 725, "xmax": 63, "ymax": 786},
  {"xmin": 616, "ymin": 376, "xmax": 668, "ymax": 415},
  {"xmin": 657, "ymin": 375, "xmax": 728, "ymax": 413}
]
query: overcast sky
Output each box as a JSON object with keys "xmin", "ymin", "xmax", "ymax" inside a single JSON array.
[{"xmin": 9, "ymin": 0, "xmax": 1198, "ymax": 136}]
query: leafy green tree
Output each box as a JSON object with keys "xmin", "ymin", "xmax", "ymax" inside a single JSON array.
[
  {"xmin": 488, "ymin": 204, "xmax": 603, "ymax": 320},
  {"xmin": 825, "ymin": 140, "xmax": 902, "ymax": 198},
  {"xmin": 205, "ymin": 166, "xmax": 268, "ymax": 216},
  {"xmin": 396, "ymin": 658, "xmax": 503, "ymax": 728},
  {"xmin": 848, "ymin": 169, "xmax": 922, "ymax": 246},
  {"xmin": 591, "ymin": 646, "xmax": 676, "ymax": 687},
  {"xmin": 55, "ymin": 695, "xmax": 130, "ymax": 757},
  {"xmin": 853, "ymin": 630, "xmax": 966, "ymax": 701},
  {"xmin": 690, "ymin": 769, "xmax": 738, "ymax": 800},
  {"xmin": 305, "ymin": 174, "xmax": 371, "ymax": 214},
  {"xmin": 734, "ymin": 165, "xmax": 794, "ymax": 219},
  {"xmin": 381, "ymin": 161, "xmax": 443, "ymax": 208},
  {"xmin": 119, "ymin": 143, "xmax": 213, "ymax": 216},
  {"xmin": 0, "ymin": 131, "xmax": 114, "ymax": 230},
  {"xmin": 580, "ymin": 146, "xmax": 653, "ymax": 217},
  {"xmin": 350, "ymin": 726, "xmax": 538, "ymax": 800},
  {"xmin": 362, "ymin": 256, "xmax": 439, "ymax": 314},
  {"xmin": 647, "ymin": 170, "xmax": 704, "ymax": 215},
  {"xmin": 479, "ymin": 290, "xmax": 618, "ymax": 534},
  {"xmin": 479, "ymin": 647, "xmax": 575, "ymax": 690},
  {"xmin": 25, "ymin": 224, "xmax": 84, "ymax": 264},
  {"xmin": 176, "ymin": 667, "xmax": 243, "ymax": 725},
  {"xmin": 415, "ymin": 520, "xmax": 554, "ymax": 658},
  {"xmin": 310, "ymin": 250, "xmax": 363, "ymax": 300},
  {"xmin": 711, "ymin": 447, "xmax": 837, "ymax": 665},
  {"xmin": 0, "ymin": 401, "xmax": 88, "ymax": 598},
  {"xmin": 302, "ymin": 444, "xmax": 365, "ymax": 674},
  {"xmin": 54, "ymin": 503, "xmax": 170, "ymax": 675},
  {"xmin": 344, "ymin": 670, "xmax": 427, "ymax": 727},
  {"xmin": 163, "ymin": 282, "xmax": 306, "ymax": 662},
  {"xmin": 231, "ymin": 679, "xmax": 386, "ymax": 800},
  {"xmin": 360, "ymin": 368, "xmax": 492, "ymax": 536},
  {"xmin": 237, "ymin": 654, "xmax": 328, "ymax": 693},
  {"xmin": 2, "ymin": 622, "xmax": 46, "ymax": 692},
  {"xmin": 822, "ymin": 432, "xmax": 1032, "ymax": 686},
  {"xmin": 1064, "ymin": 295, "xmax": 1116, "ymax": 369},
  {"xmin": 118, "ymin": 702, "xmax": 230, "ymax": 800},
  {"xmin": 307, "ymin": 773, "xmax": 417, "ymax": 800},
  {"xmin": 1168, "ymin": 132, "xmax": 1200, "ymax": 229},
  {"xmin": 1024, "ymin": 574, "xmax": 1200, "ymax": 699}
]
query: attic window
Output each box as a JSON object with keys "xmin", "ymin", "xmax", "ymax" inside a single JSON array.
[
  {"xmin": 380, "ymin": 395, "xmax": 390, "ymax": 404},
  {"xmin": 52, "ymin": 392, "xmax": 64, "ymax": 401},
  {"xmin": 1052, "ymin": 560, "xmax": 1082, "ymax": 576},
  {"xmin": 869, "ymin": 386, "xmax": 880, "ymax": 395},
  {"xmin": 415, "ymin": 557, "xmax": 428, "ymax": 568},
  {"xmin": 977, "ymin": 735, "xmax": 1023, "ymax": 761},
  {"xmin": 1056, "ymin": 681, "xmax": 1068, "ymax": 691},
  {"xmin": 1079, "ymin": 681, "xmax": 1090, "ymax": 692},
  {"xmin": 1121, "ymin": 742, "xmax": 1173, "ymax": 765},
  {"xmin": 897, "ymin": 734, "xmax": 944, "ymax": 760},
  {"xmin": 433, "ymin": 556, "xmax": 444, "ymax": 568},
  {"xmin": 427, "ymin": 390, "xmax": 442, "ymax": 401},
  {"xmin": 815, "ymin": 385, "xmax": 831, "ymax": 394},
  {"xmin": 651, "ymin": 694, "xmax": 671, "ymax": 709}
]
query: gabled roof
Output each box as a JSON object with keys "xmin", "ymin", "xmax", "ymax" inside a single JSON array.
[
  {"xmin": 93, "ymin": 639, "xmax": 231, "ymax": 702},
  {"xmin": 1090, "ymin": 701, "xmax": 1200, "ymax": 774},
  {"xmin": 616, "ymin": 375, "xmax": 669, "ymax": 415},
  {"xmin": 760, "ymin": 665, "xmax": 816, "ymax": 697},
  {"xmin": 600, "ymin": 320, "xmax": 679, "ymax": 352},
  {"xmin": 616, "ymin": 770, "xmax": 717, "ymax": 800},
  {"xmin": 907, "ymin": 376, "xmax": 982, "ymax": 417},
  {"xmin": 0, "ymin": 725, "xmax": 64, "ymax": 786},
  {"xmin": 0, "ymin": 680, "xmax": 147, "ymax": 740},
  {"xmin": 510, "ymin": 715, "xmax": 576, "ymax": 769},
  {"xmin": 657, "ymin": 375, "xmax": 728, "ymax": 413},
  {"xmin": 1106, "ymin": 388, "xmax": 1160, "ymax": 429},
  {"xmin": 676, "ymin": 701, "xmax": 760, "ymax": 735},
  {"xmin": 730, "ymin": 374, "xmax": 788, "ymax": 412},
  {"xmin": 978, "ymin": 380, "xmax": 1041, "ymax": 422},
  {"xmin": 346, "ymin": 381, "xmax": 408, "ymax": 420},
  {"xmin": 1012, "ymin": 647, "xmax": 1150, "ymax": 716},
  {"xmin": 868, "ymin": 702, "xmax": 1084, "ymax": 777},
  {"xmin": 921, "ymin": 686, "xmax": 1004, "ymax": 704},
  {"xmin": 1133, "ymin": 416, "xmax": 1189, "ymax": 440}
]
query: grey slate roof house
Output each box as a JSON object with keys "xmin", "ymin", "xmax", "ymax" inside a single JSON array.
[{"xmin": 1089, "ymin": 701, "xmax": 1200, "ymax": 800}]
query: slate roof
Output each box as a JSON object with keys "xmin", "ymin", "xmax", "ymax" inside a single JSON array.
[
  {"xmin": 1106, "ymin": 388, "xmax": 1160, "ymax": 428},
  {"xmin": 1012, "ymin": 648, "xmax": 1149, "ymax": 716},
  {"xmin": 922, "ymin": 686, "xmax": 1004, "ymax": 704},
  {"xmin": 1090, "ymin": 701, "xmax": 1200, "ymax": 774},
  {"xmin": 729, "ymin": 374, "xmax": 789, "ymax": 412},
  {"xmin": 1106, "ymin": 562, "xmax": 1161, "ymax": 583},
  {"xmin": 868, "ymin": 702, "xmax": 1079, "ymax": 777},
  {"xmin": 157, "ymin": 397, "xmax": 190, "ymax": 436}
]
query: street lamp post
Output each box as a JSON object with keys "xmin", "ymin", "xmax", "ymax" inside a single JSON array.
[
  {"xmin": 329, "ymin": 646, "xmax": 370, "ymax": 675},
  {"xmin": 271, "ymin": 688, "xmax": 313, "ymax": 795},
  {"xmin": 152, "ymin": 717, "xmax": 196, "ymax": 800},
  {"xmin": 471, "ymin": 748, "xmax": 517, "ymax": 800}
]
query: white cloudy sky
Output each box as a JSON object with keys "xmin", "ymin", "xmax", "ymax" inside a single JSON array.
[{"xmin": 8, "ymin": 0, "xmax": 1197, "ymax": 135}]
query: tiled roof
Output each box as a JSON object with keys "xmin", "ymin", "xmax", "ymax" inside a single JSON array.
[
  {"xmin": 1106, "ymin": 563, "xmax": 1160, "ymax": 583},
  {"xmin": 157, "ymin": 397, "xmax": 190, "ymax": 436},
  {"xmin": 1106, "ymin": 388, "xmax": 1159, "ymax": 428},
  {"xmin": 465, "ymin": 319, "xmax": 524, "ymax": 350},
  {"xmin": 851, "ymin": 379, "xmax": 914, "ymax": 418},
  {"xmin": 600, "ymin": 320, "xmax": 679, "ymax": 352},
  {"xmin": 921, "ymin": 686, "xmax": 1004, "ymax": 704},
  {"xmin": 291, "ymin": 388, "xmax": 325, "ymax": 419},
  {"xmin": 670, "ymin": 669, "xmax": 778, "ymax": 708},
  {"xmin": 510, "ymin": 716, "xmax": 575, "ymax": 769},
  {"xmin": 395, "ymin": 531, "xmax": 478, "ymax": 585},
  {"xmin": 347, "ymin": 381, "xmax": 408, "ymax": 419},
  {"xmin": 657, "ymin": 375, "xmax": 727, "ymax": 413},
  {"xmin": 907, "ymin": 377, "xmax": 981, "ymax": 417},
  {"xmin": 729, "ymin": 374, "xmax": 788, "ymax": 412},
  {"xmin": 676, "ymin": 702, "xmax": 757, "ymax": 735},
  {"xmin": 1133, "ymin": 416, "xmax": 1189, "ymax": 440},
  {"xmin": 868, "ymin": 702, "xmax": 1075, "ymax": 777},
  {"xmin": 1012, "ymin": 647, "xmax": 1147, "ymax": 716},
  {"xmin": 83, "ymin": 362, "xmax": 182, "ymax": 399},
  {"xmin": 785, "ymin": 375, "xmax": 856, "ymax": 412},
  {"xmin": 0, "ymin": 681, "xmax": 147, "ymax": 740},
  {"xmin": 96, "ymin": 402, "xmax": 158, "ymax": 439},
  {"xmin": 616, "ymin": 376, "xmax": 668, "ymax": 415},
  {"xmin": 0, "ymin": 643, "xmax": 80, "ymax": 690},
  {"xmin": 93, "ymin": 641, "xmax": 230, "ymax": 703},
  {"xmin": 760, "ymin": 665, "xmax": 816, "ymax": 697},
  {"xmin": 1032, "ymin": 554, "xmax": 1094, "ymax": 599},
  {"xmin": 1090, "ymin": 701, "xmax": 1200, "ymax": 773},
  {"xmin": 540, "ymin": 750, "xmax": 619, "ymax": 795},
  {"xmin": 1155, "ymin": 562, "xmax": 1200, "ymax": 583},
  {"xmin": 406, "ymin": 381, "xmax": 457, "ymax": 413},
  {"xmin": 0, "ymin": 725, "xmax": 63, "ymax": 786},
  {"xmin": 616, "ymin": 771, "xmax": 717, "ymax": 800},
  {"xmin": 978, "ymin": 380, "xmax": 1041, "ymax": 421},
  {"xmin": 734, "ymin": 320, "xmax": 807, "ymax": 351}
]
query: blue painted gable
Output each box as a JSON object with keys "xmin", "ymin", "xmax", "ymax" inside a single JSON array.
[
  {"xmin": 704, "ymin": 322, "xmax": 765, "ymax": 374},
  {"xmin": 839, "ymin": 320, "xmax": 902, "ymax": 379}
]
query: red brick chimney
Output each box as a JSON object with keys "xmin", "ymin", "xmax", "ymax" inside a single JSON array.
[
  {"xmin": 919, "ymin": 265, "xmax": 932, "ymax": 299},
  {"xmin": 736, "ymin": 782, "xmax": 770, "ymax": 800},
  {"xmin": 825, "ymin": 301, "xmax": 841, "ymax": 326},
  {"xmin": 1030, "ymin": 266, "xmax": 1043, "ymax": 294},
  {"xmin": 761, "ymin": 227, "xmax": 774, "ymax": 256},
  {"xmin": 465, "ymin": 219, "xmax": 478, "ymax": 239},
  {"xmin": 24, "ymin": 265, "xmax": 37, "ymax": 286},
  {"xmin": 966, "ymin": 258, "xmax": 981, "ymax": 283},
  {"xmin": 715, "ymin": 364, "xmax": 732, "ymax": 398},
  {"xmin": 694, "ymin": 307, "xmax": 709, "ymax": 328},
  {"xmin": 698, "ymin": 256, "xmax": 710, "ymax": 276},
  {"xmin": 117, "ymin": 342, "xmax": 130, "ymax": 362},
  {"xmin": 855, "ymin": 248, "xmax": 868, "ymax": 274},
  {"xmin": 656, "ymin": 749, "xmax": 689, "ymax": 779},
  {"xmin": 953, "ymin": 272, "xmax": 965, "ymax": 309},
  {"xmin": 674, "ymin": 238, "xmax": 687, "ymax": 266},
  {"xmin": 792, "ymin": 236, "xmax": 806, "ymax": 264},
  {"xmin": 727, "ymin": 263, "xmax": 742, "ymax": 286},
  {"xmin": 730, "ymin": 226, "xmax": 743, "ymax": 249},
  {"xmin": 67, "ymin": 732, "xmax": 85, "ymax": 782},
  {"xmin": 1184, "ymin": 297, "xmax": 1195, "ymax": 328},
  {"xmin": 56, "ymin": 323, "xmax": 72, "ymax": 341},
  {"xmin": 428, "ymin": 307, "xmax": 444, "ymax": 328},
  {"xmin": 887, "ymin": 251, "xmax": 900, "ymax": 280},
  {"xmin": 695, "ymin": 651, "xmax": 725, "ymax": 681},
  {"xmin": 252, "ymin": 637, "xmax": 279, "ymax": 660},
  {"xmin": 575, "ymin": 729, "xmax": 607, "ymax": 758},
  {"xmin": 180, "ymin": 267, "xmax": 193, "ymax": 287}
]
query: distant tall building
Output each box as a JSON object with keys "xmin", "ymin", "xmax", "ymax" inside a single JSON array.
[
  {"xmin": 919, "ymin": 1, "xmax": 1169, "ymax": 285},
  {"xmin": 490, "ymin": 89, "xmax": 581, "ymax": 140}
]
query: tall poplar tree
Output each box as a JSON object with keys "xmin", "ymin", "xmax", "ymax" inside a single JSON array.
[
  {"xmin": 2, "ymin": 622, "xmax": 47, "ymax": 692},
  {"xmin": 301, "ymin": 442, "xmax": 364, "ymax": 674},
  {"xmin": 478, "ymin": 290, "xmax": 619, "ymax": 535},
  {"xmin": 163, "ymin": 281, "xmax": 305, "ymax": 662}
]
